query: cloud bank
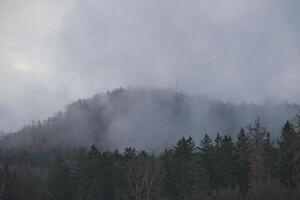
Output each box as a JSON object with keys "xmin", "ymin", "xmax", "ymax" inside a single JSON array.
[{"xmin": 0, "ymin": 0, "xmax": 299, "ymax": 131}]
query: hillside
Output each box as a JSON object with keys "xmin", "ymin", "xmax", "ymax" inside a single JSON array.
[{"xmin": 1, "ymin": 88, "xmax": 299, "ymax": 151}]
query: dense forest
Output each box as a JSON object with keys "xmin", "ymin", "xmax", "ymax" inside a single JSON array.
[
  {"xmin": 2, "ymin": 0, "xmax": 300, "ymax": 199},
  {"xmin": 0, "ymin": 117, "xmax": 300, "ymax": 199},
  {"xmin": 1, "ymin": 88, "xmax": 300, "ymax": 199},
  {"xmin": 1, "ymin": 88, "xmax": 299, "ymax": 150}
]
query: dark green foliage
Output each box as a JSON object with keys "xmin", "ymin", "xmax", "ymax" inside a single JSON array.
[
  {"xmin": 218, "ymin": 135, "xmax": 238, "ymax": 190},
  {"xmin": 236, "ymin": 128, "xmax": 251, "ymax": 197},
  {"xmin": 199, "ymin": 134, "xmax": 215, "ymax": 191},
  {"xmin": 1, "ymin": 116, "xmax": 300, "ymax": 199},
  {"xmin": 246, "ymin": 118, "xmax": 268, "ymax": 200},
  {"xmin": 278, "ymin": 121, "xmax": 300, "ymax": 188},
  {"xmin": 72, "ymin": 146, "xmax": 126, "ymax": 200},
  {"xmin": 0, "ymin": 164, "xmax": 46, "ymax": 200},
  {"xmin": 47, "ymin": 154, "xmax": 74, "ymax": 200},
  {"xmin": 200, "ymin": 133, "xmax": 239, "ymax": 199},
  {"xmin": 162, "ymin": 137, "xmax": 208, "ymax": 200},
  {"xmin": 263, "ymin": 132, "xmax": 277, "ymax": 193},
  {"xmin": 73, "ymin": 148, "xmax": 90, "ymax": 200}
]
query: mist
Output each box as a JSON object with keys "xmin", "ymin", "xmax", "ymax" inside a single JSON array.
[
  {"xmin": 2, "ymin": 2, "xmax": 300, "ymax": 200},
  {"xmin": 0, "ymin": 88, "xmax": 299, "ymax": 151},
  {"xmin": 0, "ymin": 0, "xmax": 300, "ymax": 133}
]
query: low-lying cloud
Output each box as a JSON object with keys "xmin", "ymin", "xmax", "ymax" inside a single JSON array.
[{"xmin": 0, "ymin": 0, "xmax": 299, "ymax": 132}]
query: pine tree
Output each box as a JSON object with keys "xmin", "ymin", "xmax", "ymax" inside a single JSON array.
[
  {"xmin": 162, "ymin": 137, "xmax": 208, "ymax": 200},
  {"xmin": 246, "ymin": 118, "xmax": 268, "ymax": 200},
  {"xmin": 236, "ymin": 128, "xmax": 251, "ymax": 198},
  {"xmin": 263, "ymin": 132, "xmax": 277, "ymax": 193},
  {"xmin": 86, "ymin": 145, "xmax": 102, "ymax": 200},
  {"xmin": 74, "ymin": 148, "xmax": 90, "ymax": 200},
  {"xmin": 111, "ymin": 150, "xmax": 127, "ymax": 199},
  {"xmin": 293, "ymin": 114, "xmax": 300, "ymax": 178},
  {"xmin": 161, "ymin": 148, "xmax": 176, "ymax": 199},
  {"xmin": 211, "ymin": 133, "xmax": 223, "ymax": 194},
  {"xmin": 47, "ymin": 153, "xmax": 74, "ymax": 200},
  {"xmin": 199, "ymin": 134, "xmax": 215, "ymax": 192},
  {"xmin": 219, "ymin": 135, "xmax": 238, "ymax": 197},
  {"xmin": 278, "ymin": 120, "xmax": 299, "ymax": 189}
]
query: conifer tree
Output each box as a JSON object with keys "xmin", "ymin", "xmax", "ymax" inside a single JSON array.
[
  {"xmin": 278, "ymin": 120, "xmax": 299, "ymax": 189},
  {"xmin": 211, "ymin": 133, "xmax": 223, "ymax": 194},
  {"xmin": 162, "ymin": 137, "xmax": 208, "ymax": 200},
  {"xmin": 246, "ymin": 118, "xmax": 268, "ymax": 200},
  {"xmin": 263, "ymin": 132, "xmax": 277, "ymax": 192},
  {"xmin": 47, "ymin": 154, "xmax": 74, "ymax": 200},
  {"xmin": 236, "ymin": 128, "xmax": 251, "ymax": 198},
  {"xmin": 219, "ymin": 135, "xmax": 238, "ymax": 195},
  {"xmin": 199, "ymin": 134, "xmax": 215, "ymax": 191},
  {"xmin": 85, "ymin": 145, "xmax": 102, "ymax": 200},
  {"xmin": 74, "ymin": 148, "xmax": 90, "ymax": 200}
]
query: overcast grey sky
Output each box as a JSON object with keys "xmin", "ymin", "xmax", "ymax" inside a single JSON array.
[{"xmin": 0, "ymin": 0, "xmax": 300, "ymax": 132}]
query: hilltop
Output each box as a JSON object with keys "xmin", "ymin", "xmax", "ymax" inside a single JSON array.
[{"xmin": 1, "ymin": 88, "xmax": 299, "ymax": 151}]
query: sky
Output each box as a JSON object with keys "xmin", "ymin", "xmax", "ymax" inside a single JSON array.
[{"xmin": 0, "ymin": 0, "xmax": 300, "ymax": 132}]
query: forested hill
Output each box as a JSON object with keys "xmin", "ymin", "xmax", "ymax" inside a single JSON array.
[{"xmin": 1, "ymin": 88, "xmax": 299, "ymax": 151}]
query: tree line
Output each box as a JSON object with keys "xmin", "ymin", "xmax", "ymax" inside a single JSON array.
[
  {"xmin": 2, "ymin": 88, "xmax": 299, "ymax": 151},
  {"xmin": 0, "ymin": 117, "xmax": 300, "ymax": 200}
]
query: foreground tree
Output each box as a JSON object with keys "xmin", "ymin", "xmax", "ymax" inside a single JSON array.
[
  {"xmin": 47, "ymin": 154, "xmax": 74, "ymax": 200},
  {"xmin": 162, "ymin": 137, "xmax": 208, "ymax": 200},
  {"xmin": 218, "ymin": 135, "xmax": 238, "ymax": 198},
  {"xmin": 4, "ymin": 115, "xmax": 300, "ymax": 200},
  {"xmin": 236, "ymin": 128, "xmax": 251, "ymax": 198},
  {"xmin": 263, "ymin": 132, "xmax": 277, "ymax": 193},
  {"xmin": 246, "ymin": 118, "xmax": 268, "ymax": 200},
  {"xmin": 278, "ymin": 120, "xmax": 299, "ymax": 189},
  {"xmin": 73, "ymin": 148, "xmax": 90, "ymax": 200},
  {"xmin": 199, "ymin": 134, "xmax": 215, "ymax": 193}
]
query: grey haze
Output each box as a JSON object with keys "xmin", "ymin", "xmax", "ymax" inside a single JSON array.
[{"xmin": 0, "ymin": 0, "xmax": 300, "ymax": 132}]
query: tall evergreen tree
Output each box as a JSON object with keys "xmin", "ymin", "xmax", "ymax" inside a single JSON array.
[
  {"xmin": 199, "ymin": 134, "xmax": 215, "ymax": 192},
  {"xmin": 263, "ymin": 132, "xmax": 277, "ymax": 193},
  {"xmin": 85, "ymin": 145, "xmax": 102, "ymax": 200},
  {"xmin": 47, "ymin": 154, "xmax": 74, "ymax": 200},
  {"xmin": 210, "ymin": 134, "xmax": 239, "ymax": 199},
  {"xmin": 162, "ymin": 137, "xmax": 208, "ymax": 200},
  {"xmin": 278, "ymin": 120, "xmax": 299, "ymax": 189},
  {"xmin": 293, "ymin": 114, "xmax": 300, "ymax": 177},
  {"xmin": 212, "ymin": 134, "xmax": 223, "ymax": 193},
  {"xmin": 236, "ymin": 128, "xmax": 251, "ymax": 198},
  {"xmin": 219, "ymin": 135, "xmax": 238, "ymax": 195},
  {"xmin": 74, "ymin": 148, "xmax": 90, "ymax": 200},
  {"xmin": 246, "ymin": 118, "xmax": 268, "ymax": 200}
]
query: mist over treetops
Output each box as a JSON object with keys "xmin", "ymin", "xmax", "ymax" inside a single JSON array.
[{"xmin": 1, "ymin": 88, "xmax": 299, "ymax": 151}]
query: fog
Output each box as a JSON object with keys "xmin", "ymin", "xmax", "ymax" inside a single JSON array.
[
  {"xmin": 0, "ymin": 0, "xmax": 300, "ymax": 132},
  {"xmin": 1, "ymin": 88, "xmax": 299, "ymax": 151}
]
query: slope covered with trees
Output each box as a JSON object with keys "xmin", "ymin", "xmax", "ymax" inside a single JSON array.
[
  {"xmin": 0, "ymin": 117, "xmax": 300, "ymax": 199},
  {"xmin": 0, "ymin": 88, "xmax": 299, "ymax": 151}
]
